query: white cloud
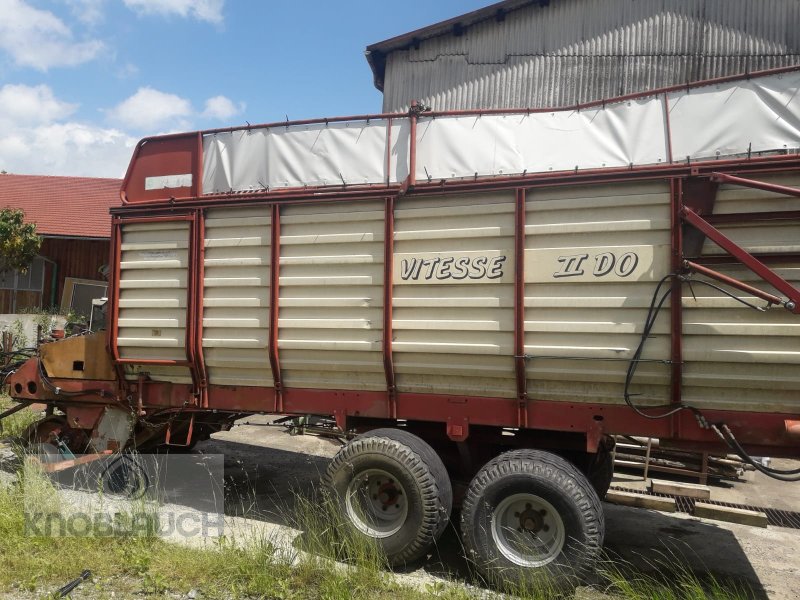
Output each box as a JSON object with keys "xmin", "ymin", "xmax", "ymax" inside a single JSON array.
[
  {"xmin": 0, "ymin": 84, "xmax": 244, "ymax": 177},
  {"xmin": 202, "ymin": 95, "xmax": 244, "ymax": 121},
  {"xmin": 0, "ymin": 84, "xmax": 77, "ymax": 126},
  {"xmin": 107, "ymin": 87, "xmax": 193, "ymax": 131},
  {"xmin": 0, "ymin": 122, "xmax": 136, "ymax": 178},
  {"xmin": 0, "ymin": 84, "xmax": 134, "ymax": 177},
  {"xmin": 116, "ymin": 62, "xmax": 140, "ymax": 79},
  {"xmin": 0, "ymin": 0, "xmax": 105, "ymax": 70},
  {"xmin": 123, "ymin": 0, "xmax": 225, "ymax": 24},
  {"xmin": 65, "ymin": 0, "xmax": 108, "ymax": 26}
]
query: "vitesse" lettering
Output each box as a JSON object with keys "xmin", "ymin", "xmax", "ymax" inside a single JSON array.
[{"xmin": 400, "ymin": 255, "xmax": 507, "ymax": 281}]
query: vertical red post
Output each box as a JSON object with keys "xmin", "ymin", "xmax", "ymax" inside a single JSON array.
[
  {"xmin": 382, "ymin": 196, "xmax": 397, "ymax": 418},
  {"xmin": 669, "ymin": 179, "xmax": 684, "ymax": 437},
  {"xmin": 195, "ymin": 131, "xmax": 204, "ymax": 197},
  {"xmin": 195, "ymin": 211, "xmax": 209, "ymax": 407},
  {"xmin": 107, "ymin": 220, "xmax": 127, "ymax": 386},
  {"xmin": 269, "ymin": 203, "xmax": 283, "ymax": 412},
  {"xmin": 514, "ymin": 188, "xmax": 528, "ymax": 429},
  {"xmin": 184, "ymin": 213, "xmax": 200, "ymax": 404}
]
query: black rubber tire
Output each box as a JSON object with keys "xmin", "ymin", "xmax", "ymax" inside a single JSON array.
[
  {"xmin": 587, "ymin": 445, "xmax": 615, "ymax": 499},
  {"xmin": 461, "ymin": 449, "xmax": 604, "ymax": 589},
  {"xmin": 324, "ymin": 427, "xmax": 452, "ymax": 567}
]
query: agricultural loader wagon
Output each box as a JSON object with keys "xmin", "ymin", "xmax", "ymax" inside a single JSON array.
[{"xmin": 4, "ymin": 67, "xmax": 800, "ymax": 585}]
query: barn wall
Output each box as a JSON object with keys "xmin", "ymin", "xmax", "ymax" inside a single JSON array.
[
  {"xmin": 380, "ymin": 0, "xmax": 800, "ymax": 111},
  {"xmin": 40, "ymin": 237, "xmax": 110, "ymax": 309}
]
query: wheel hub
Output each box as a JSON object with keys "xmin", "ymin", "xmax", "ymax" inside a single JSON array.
[
  {"xmin": 491, "ymin": 493, "xmax": 566, "ymax": 567},
  {"xmin": 516, "ymin": 504, "xmax": 548, "ymax": 533},
  {"xmin": 345, "ymin": 468, "xmax": 409, "ymax": 538}
]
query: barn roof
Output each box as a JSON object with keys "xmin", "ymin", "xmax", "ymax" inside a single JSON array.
[
  {"xmin": 0, "ymin": 173, "xmax": 121, "ymax": 239},
  {"xmin": 365, "ymin": 0, "xmax": 534, "ymax": 91}
]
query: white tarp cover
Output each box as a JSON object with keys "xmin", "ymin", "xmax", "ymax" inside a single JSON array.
[
  {"xmin": 203, "ymin": 120, "xmax": 410, "ymax": 194},
  {"xmin": 668, "ymin": 71, "xmax": 800, "ymax": 161},
  {"xmin": 202, "ymin": 70, "xmax": 800, "ymax": 194},
  {"xmin": 414, "ymin": 98, "xmax": 667, "ymax": 181}
]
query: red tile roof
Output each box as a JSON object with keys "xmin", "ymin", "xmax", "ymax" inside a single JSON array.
[{"xmin": 0, "ymin": 173, "xmax": 121, "ymax": 239}]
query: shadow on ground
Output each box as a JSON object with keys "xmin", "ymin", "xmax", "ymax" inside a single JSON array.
[{"xmin": 196, "ymin": 432, "xmax": 770, "ymax": 598}]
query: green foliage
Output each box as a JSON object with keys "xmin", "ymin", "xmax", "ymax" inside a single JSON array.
[
  {"xmin": 0, "ymin": 396, "xmax": 39, "ymax": 438},
  {"xmin": 0, "ymin": 208, "xmax": 41, "ymax": 273}
]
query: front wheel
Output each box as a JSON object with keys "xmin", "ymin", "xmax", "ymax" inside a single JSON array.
[
  {"xmin": 324, "ymin": 428, "xmax": 452, "ymax": 567},
  {"xmin": 461, "ymin": 449, "xmax": 604, "ymax": 589}
]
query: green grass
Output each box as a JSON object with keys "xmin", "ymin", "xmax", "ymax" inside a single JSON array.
[
  {"xmin": 596, "ymin": 548, "xmax": 754, "ymax": 600},
  {"xmin": 0, "ymin": 395, "xmax": 41, "ymax": 440}
]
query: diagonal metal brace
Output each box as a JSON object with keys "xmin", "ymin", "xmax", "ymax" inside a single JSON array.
[{"xmin": 682, "ymin": 206, "xmax": 800, "ymax": 313}]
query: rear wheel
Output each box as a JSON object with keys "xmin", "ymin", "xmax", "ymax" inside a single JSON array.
[
  {"xmin": 461, "ymin": 449, "xmax": 604, "ymax": 589},
  {"xmin": 324, "ymin": 428, "xmax": 452, "ymax": 567}
]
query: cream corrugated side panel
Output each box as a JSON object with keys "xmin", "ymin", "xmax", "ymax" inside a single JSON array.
[
  {"xmin": 203, "ymin": 207, "xmax": 272, "ymax": 387},
  {"xmin": 117, "ymin": 221, "xmax": 192, "ymax": 384},
  {"xmin": 683, "ymin": 173, "xmax": 800, "ymax": 413},
  {"xmin": 279, "ymin": 200, "xmax": 385, "ymax": 390},
  {"xmin": 524, "ymin": 182, "xmax": 672, "ymax": 405},
  {"xmin": 393, "ymin": 193, "xmax": 516, "ymax": 398}
]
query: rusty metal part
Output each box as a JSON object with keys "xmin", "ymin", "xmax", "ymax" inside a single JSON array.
[{"xmin": 39, "ymin": 332, "xmax": 116, "ymax": 381}]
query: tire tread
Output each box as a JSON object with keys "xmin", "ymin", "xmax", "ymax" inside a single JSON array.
[{"xmin": 324, "ymin": 428, "xmax": 452, "ymax": 566}]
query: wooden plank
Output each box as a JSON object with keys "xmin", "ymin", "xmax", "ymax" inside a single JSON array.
[
  {"xmin": 650, "ymin": 478, "xmax": 711, "ymax": 500},
  {"xmin": 606, "ymin": 490, "xmax": 677, "ymax": 512},
  {"xmin": 694, "ymin": 502, "xmax": 768, "ymax": 528}
]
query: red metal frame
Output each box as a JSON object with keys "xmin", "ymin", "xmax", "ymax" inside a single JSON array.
[
  {"xmin": 194, "ymin": 211, "xmax": 209, "ymax": 407},
  {"xmin": 710, "ymin": 172, "xmax": 800, "ymax": 198},
  {"xmin": 682, "ymin": 206, "xmax": 800, "ymax": 313},
  {"xmin": 96, "ymin": 161, "xmax": 800, "ymax": 454},
  {"xmin": 684, "ymin": 261, "xmax": 784, "ymax": 306},
  {"xmin": 113, "ymin": 155, "xmax": 800, "ymax": 214},
  {"xmin": 118, "ymin": 66, "xmax": 800, "ymax": 207},
  {"xmin": 382, "ymin": 196, "xmax": 397, "ymax": 418},
  {"xmin": 269, "ymin": 203, "xmax": 283, "ymax": 412},
  {"xmin": 27, "ymin": 65, "xmax": 800, "ymax": 458},
  {"xmin": 107, "ymin": 214, "xmax": 204, "ymax": 404},
  {"xmin": 25, "ymin": 376, "xmax": 795, "ymax": 457},
  {"xmin": 669, "ymin": 179, "xmax": 683, "ymax": 439},
  {"xmin": 514, "ymin": 188, "xmax": 527, "ymax": 428}
]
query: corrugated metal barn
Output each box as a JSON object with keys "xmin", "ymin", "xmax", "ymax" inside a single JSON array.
[{"xmin": 366, "ymin": 0, "xmax": 800, "ymax": 112}]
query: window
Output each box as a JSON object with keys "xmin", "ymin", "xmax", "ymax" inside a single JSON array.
[
  {"xmin": 0, "ymin": 257, "xmax": 45, "ymax": 292},
  {"xmin": 61, "ymin": 277, "xmax": 108, "ymax": 320}
]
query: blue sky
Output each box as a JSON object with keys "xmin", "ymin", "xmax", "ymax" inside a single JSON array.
[{"xmin": 0, "ymin": 0, "xmax": 489, "ymax": 178}]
